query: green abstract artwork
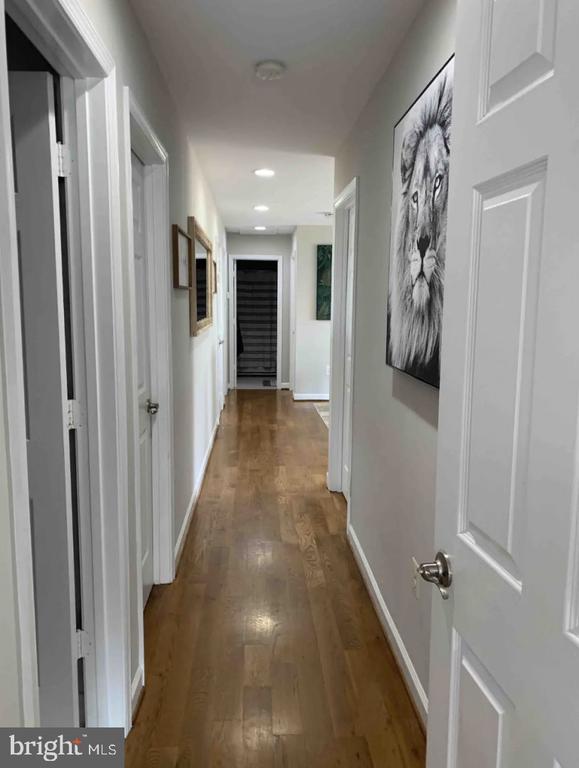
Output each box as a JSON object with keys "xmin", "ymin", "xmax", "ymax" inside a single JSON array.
[{"xmin": 316, "ymin": 244, "xmax": 332, "ymax": 320}]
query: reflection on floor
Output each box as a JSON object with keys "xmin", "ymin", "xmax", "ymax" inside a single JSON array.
[
  {"xmin": 237, "ymin": 376, "xmax": 277, "ymax": 390},
  {"xmin": 126, "ymin": 391, "xmax": 425, "ymax": 767},
  {"xmin": 314, "ymin": 401, "xmax": 330, "ymax": 429}
]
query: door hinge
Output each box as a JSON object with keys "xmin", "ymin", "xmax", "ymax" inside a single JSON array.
[
  {"xmin": 56, "ymin": 142, "xmax": 71, "ymax": 178},
  {"xmin": 66, "ymin": 399, "xmax": 83, "ymax": 430},
  {"xmin": 76, "ymin": 629, "xmax": 92, "ymax": 660}
]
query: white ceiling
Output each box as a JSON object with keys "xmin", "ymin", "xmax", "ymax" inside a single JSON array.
[{"xmin": 130, "ymin": 0, "xmax": 423, "ymax": 230}]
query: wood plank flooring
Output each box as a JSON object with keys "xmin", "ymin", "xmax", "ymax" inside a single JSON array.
[{"xmin": 126, "ymin": 390, "xmax": 425, "ymax": 767}]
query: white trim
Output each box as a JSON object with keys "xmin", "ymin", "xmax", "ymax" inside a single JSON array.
[
  {"xmin": 174, "ymin": 418, "xmax": 219, "ymax": 568},
  {"xmin": 280, "ymin": 382, "xmax": 291, "ymax": 390},
  {"xmin": 5, "ymin": 0, "xmax": 114, "ymax": 78},
  {"xmin": 229, "ymin": 254, "xmax": 283, "ymax": 390},
  {"xmin": 60, "ymin": 74, "xmax": 99, "ymax": 727},
  {"xmin": 0, "ymin": 2, "xmax": 39, "ymax": 725},
  {"xmin": 130, "ymin": 668, "xmax": 144, "ymax": 718},
  {"xmin": 328, "ymin": 177, "xmax": 359, "ymax": 498},
  {"xmin": 216, "ymin": 235, "xmax": 228, "ymax": 412},
  {"xmin": 348, "ymin": 523, "xmax": 428, "ymax": 725},
  {"xmin": 75, "ymin": 69, "xmax": 131, "ymax": 731},
  {"xmin": 293, "ymin": 393, "xmax": 329, "ymax": 401},
  {"xmin": 289, "ymin": 233, "xmax": 297, "ymax": 392},
  {"xmin": 123, "ymin": 88, "xmax": 174, "ymax": 588},
  {"xmin": 0, "ymin": 0, "xmax": 132, "ymax": 729}
]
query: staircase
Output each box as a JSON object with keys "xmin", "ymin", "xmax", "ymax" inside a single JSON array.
[{"xmin": 237, "ymin": 263, "xmax": 277, "ymax": 378}]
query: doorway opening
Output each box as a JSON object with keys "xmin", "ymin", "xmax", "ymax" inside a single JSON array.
[
  {"xmin": 229, "ymin": 255, "xmax": 282, "ymax": 390},
  {"xmin": 6, "ymin": 13, "xmax": 93, "ymax": 727},
  {"xmin": 328, "ymin": 178, "xmax": 358, "ymax": 505}
]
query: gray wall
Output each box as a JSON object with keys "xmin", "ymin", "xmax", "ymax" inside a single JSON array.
[
  {"xmin": 294, "ymin": 225, "xmax": 333, "ymax": 398},
  {"xmin": 227, "ymin": 234, "xmax": 292, "ymax": 384},
  {"xmin": 335, "ymin": 0, "xmax": 456, "ymax": 698}
]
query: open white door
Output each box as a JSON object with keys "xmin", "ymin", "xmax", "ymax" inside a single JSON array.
[
  {"xmin": 132, "ymin": 152, "xmax": 154, "ymax": 606},
  {"xmin": 10, "ymin": 71, "xmax": 78, "ymax": 725},
  {"xmin": 426, "ymin": 2, "xmax": 579, "ymax": 767}
]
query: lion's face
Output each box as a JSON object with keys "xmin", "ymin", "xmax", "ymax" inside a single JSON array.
[{"xmin": 404, "ymin": 123, "xmax": 449, "ymax": 311}]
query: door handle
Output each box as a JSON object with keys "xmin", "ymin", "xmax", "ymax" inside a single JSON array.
[
  {"xmin": 417, "ymin": 551, "xmax": 452, "ymax": 600},
  {"xmin": 146, "ymin": 399, "xmax": 159, "ymax": 415}
]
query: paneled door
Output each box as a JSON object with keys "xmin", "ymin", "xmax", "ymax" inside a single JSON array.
[
  {"xmin": 132, "ymin": 152, "xmax": 154, "ymax": 606},
  {"xmin": 426, "ymin": 2, "xmax": 579, "ymax": 766}
]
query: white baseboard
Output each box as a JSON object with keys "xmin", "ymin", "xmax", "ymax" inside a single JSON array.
[
  {"xmin": 130, "ymin": 666, "xmax": 144, "ymax": 718},
  {"xmin": 293, "ymin": 393, "xmax": 329, "ymax": 401},
  {"xmin": 347, "ymin": 523, "xmax": 428, "ymax": 725},
  {"xmin": 281, "ymin": 382, "xmax": 290, "ymax": 390},
  {"xmin": 174, "ymin": 418, "xmax": 219, "ymax": 568}
]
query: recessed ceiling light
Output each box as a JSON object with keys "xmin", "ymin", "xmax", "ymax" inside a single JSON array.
[
  {"xmin": 254, "ymin": 205, "xmax": 269, "ymax": 212},
  {"xmin": 254, "ymin": 226, "xmax": 267, "ymax": 231},
  {"xmin": 254, "ymin": 168, "xmax": 275, "ymax": 178},
  {"xmin": 255, "ymin": 60, "xmax": 287, "ymax": 81}
]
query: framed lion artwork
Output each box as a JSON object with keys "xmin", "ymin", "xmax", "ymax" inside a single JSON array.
[{"xmin": 386, "ymin": 55, "xmax": 454, "ymax": 388}]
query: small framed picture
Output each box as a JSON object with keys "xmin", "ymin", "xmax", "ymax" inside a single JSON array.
[
  {"xmin": 212, "ymin": 258, "xmax": 217, "ymax": 294},
  {"xmin": 172, "ymin": 225, "xmax": 192, "ymax": 289}
]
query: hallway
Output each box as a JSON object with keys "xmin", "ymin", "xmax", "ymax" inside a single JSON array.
[{"xmin": 126, "ymin": 391, "xmax": 425, "ymax": 767}]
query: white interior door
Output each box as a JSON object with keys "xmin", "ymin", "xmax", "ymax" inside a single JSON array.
[
  {"xmin": 427, "ymin": 2, "xmax": 579, "ymax": 767},
  {"xmin": 10, "ymin": 71, "xmax": 78, "ymax": 725},
  {"xmin": 342, "ymin": 206, "xmax": 356, "ymax": 501},
  {"xmin": 132, "ymin": 152, "xmax": 154, "ymax": 606}
]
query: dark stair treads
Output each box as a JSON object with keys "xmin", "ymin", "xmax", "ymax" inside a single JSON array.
[{"xmin": 237, "ymin": 265, "xmax": 277, "ymax": 377}]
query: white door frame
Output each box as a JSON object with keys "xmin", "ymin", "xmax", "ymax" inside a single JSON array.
[
  {"xmin": 328, "ymin": 178, "xmax": 359, "ymax": 500},
  {"xmin": 215, "ymin": 232, "xmax": 227, "ymax": 411},
  {"xmin": 122, "ymin": 89, "xmax": 173, "ymax": 713},
  {"xmin": 229, "ymin": 254, "xmax": 283, "ymax": 390},
  {"xmin": 0, "ymin": 0, "xmax": 132, "ymax": 730},
  {"xmin": 289, "ymin": 234, "xmax": 297, "ymax": 392}
]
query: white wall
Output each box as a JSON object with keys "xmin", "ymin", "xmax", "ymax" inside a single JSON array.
[
  {"xmin": 227, "ymin": 233, "xmax": 292, "ymax": 385},
  {"xmin": 294, "ymin": 225, "xmax": 333, "ymax": 399},
  {"xmin": 335, "ymin": 0, "xmax": 456, "ymax": 708},
  {"xmin": 48, "ymin": 0, "xmax": 225, "ymax": 709}
]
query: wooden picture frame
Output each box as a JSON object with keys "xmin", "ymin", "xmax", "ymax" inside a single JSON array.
[
  {"xmin": 172, "ymin": 225, "xmax": 192, "ymax": 289},
  {"xmin": 188, "ymin": 216, "xmax": 213, "ymax": 336}
]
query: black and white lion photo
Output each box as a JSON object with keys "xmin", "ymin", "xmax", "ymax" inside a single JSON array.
[{"xmin": 386, "ymin": 57, "xmax": 454, "ymax": 388}]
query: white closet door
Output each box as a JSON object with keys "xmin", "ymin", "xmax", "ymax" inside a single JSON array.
[{"xmin": 132, "ymin": 152, "xmax": 154, "ymax": 606}]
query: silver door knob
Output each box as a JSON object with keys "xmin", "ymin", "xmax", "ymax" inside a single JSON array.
[
  {"xmin": 146, "ymin": 399, "xmax": 159, "ymax": 415},
  {"xmin": 417, "ymin": 551, "xmax": 452, "ymax": 600}
]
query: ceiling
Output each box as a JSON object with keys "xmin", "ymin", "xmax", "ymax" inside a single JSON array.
[{"xmin": 130, "ymin": 0, "xmax": 423, "ymax": 231}]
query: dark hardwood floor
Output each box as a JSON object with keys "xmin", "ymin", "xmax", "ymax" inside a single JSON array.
[{"xmin": 126, "ymin": 390, "xmax": 425, "ymax": 767}]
